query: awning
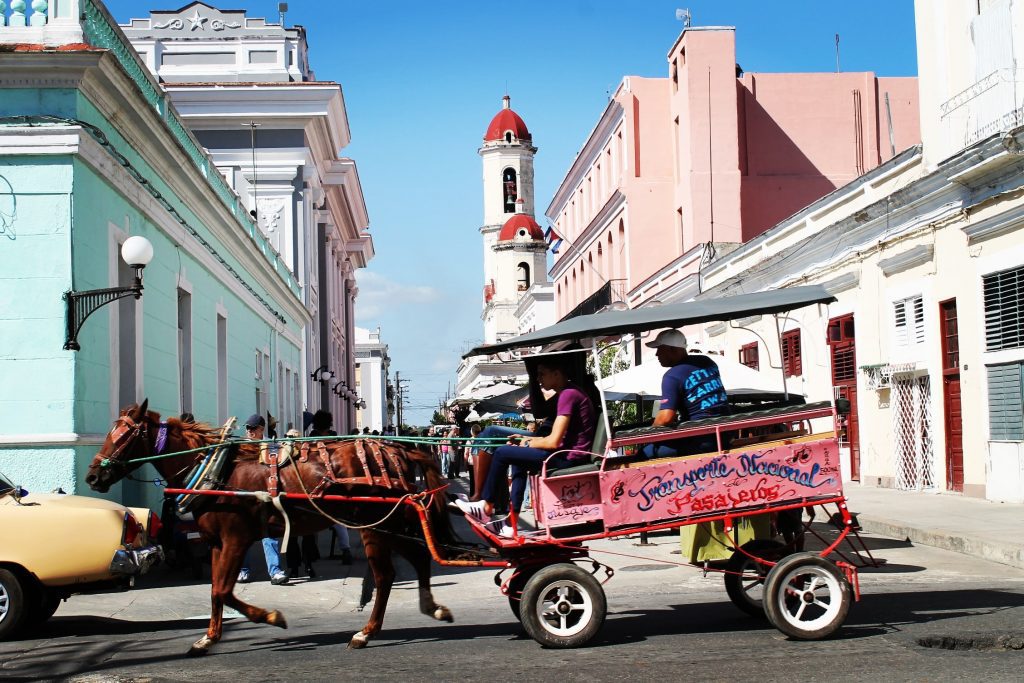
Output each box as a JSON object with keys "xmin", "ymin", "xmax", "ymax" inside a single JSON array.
[{"xmin": 463, "ymin": 285, "xmax": 835, "ymax": 358}]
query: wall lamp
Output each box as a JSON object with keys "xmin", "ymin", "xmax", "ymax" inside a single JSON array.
[
  {"xmin": 311, "ymin": 365, "xmax": 334, "ymax": 382},
  {"xmin": 332, "ymin": 380, "xmax": 347, "ymax": 397},
  {"xmin": 64, "ymin": 236, "xmax": 154, "ymax": 351}
]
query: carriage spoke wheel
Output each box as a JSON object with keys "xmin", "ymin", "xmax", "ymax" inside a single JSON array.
[
  {"xmin": 724, "ymin": 539, "xmax": 786, "ymax": 618},
  {"xmin": 520, "ymin": 563, "xmax": 606, "ymax": 648},
  {"xmin": 763, "ymin": 553, "xmax": 850, "ymax": 640}
]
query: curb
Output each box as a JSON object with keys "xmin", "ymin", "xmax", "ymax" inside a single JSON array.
[{"xmin": 855, "ymin": 514, "xmax": 1024, "ymax": 571}]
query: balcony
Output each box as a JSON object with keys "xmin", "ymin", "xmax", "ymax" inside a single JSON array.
[{"xmin": 561, "ymin": 278, "xmax": 627, "ymax": 321}]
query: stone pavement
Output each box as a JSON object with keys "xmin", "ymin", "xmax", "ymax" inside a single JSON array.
[{"xmin": 843, "ymin": 484, "xmax": 1024, "ymax": 570}]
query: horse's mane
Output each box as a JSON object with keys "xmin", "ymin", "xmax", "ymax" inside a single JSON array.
[{"xmin": 164, "ymin": 416, "xmax": 219, "ymax": 451}]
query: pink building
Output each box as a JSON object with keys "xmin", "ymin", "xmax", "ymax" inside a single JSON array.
[{"xmin": 548, "ymin": 26, "xmax": 919, "ymax": 317}]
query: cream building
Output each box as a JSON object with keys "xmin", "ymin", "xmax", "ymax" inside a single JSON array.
[
  {"xmin": 121, "ymin": 2, "xmax": 373, "ymax": 431},
  {"xmin": 690, "ymin": 0, "xmax": 1024, "ymax": 502}
]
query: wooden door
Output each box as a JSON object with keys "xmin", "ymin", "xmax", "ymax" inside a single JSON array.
[
  {"xmin": 828, "ymin": 315, "xmax": 859, "ymax": 481},
  {"xmin": 940, "ymin": 299, "xmax": 963, "ymax": 491}
]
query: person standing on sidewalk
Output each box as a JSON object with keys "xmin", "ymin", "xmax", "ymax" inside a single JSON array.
[{"xmin": 236, "ymin": 413, "xmax": 289, "ymax": 586}]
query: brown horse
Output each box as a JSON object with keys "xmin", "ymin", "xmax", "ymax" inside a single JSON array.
[{"xmin": 85, "ymin": 401, "xmax": 457, "ymax": 654}]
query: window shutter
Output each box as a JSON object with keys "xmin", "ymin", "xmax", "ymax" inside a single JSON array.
[
  {"xmin": 987, "ymin": 362, "xmax": 1024, "ymax": 440},
  {"xmin": 894, "ymin": 300, "xmax": 908, "ymax": 347},
  {"xmin": 984, "ymin": 266, "xmax": 1024, "ymax": 351}
]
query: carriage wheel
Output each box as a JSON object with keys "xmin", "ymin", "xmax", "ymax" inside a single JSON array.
[
  {"xmin": 520, "ymin": 563, "xmax": 606, "ymax": 648},
  {"xmin": 724, "ymin": 539, "xmax": 786, "ymax": 618},
  {"xmin": 0, "ymin": 568, "xmax": 27, "ymax": 641},
  {"xmin": 763, "ymin": 553, "xmax": 851, "ymax": 640}
]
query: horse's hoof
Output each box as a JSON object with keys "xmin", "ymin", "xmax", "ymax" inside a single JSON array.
[
  {"xmin": 434, "ymin": 606, "xmax": 454, "ymax": 623},
  {"xmin": 188, "ymin": 635, "xmax": 215, "ymax": 656},
  {"xmin": 348, "ymin": 632, "xmax": 369, "ymax": 649},
  {"xmin": 266, "ymin": 610, "xmax": 288, "ymax": 629}
]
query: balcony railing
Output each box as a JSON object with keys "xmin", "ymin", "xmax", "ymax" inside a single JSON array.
[{"xmin": 561, "ymin": 278, "xmax": 628, "ymax": 321}]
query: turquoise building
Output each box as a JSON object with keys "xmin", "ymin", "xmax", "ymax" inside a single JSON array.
[{"xmin": 0, "ymin": 1, "xmax": 309, "ymax": 509}]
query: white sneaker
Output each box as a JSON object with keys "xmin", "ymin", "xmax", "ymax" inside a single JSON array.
[
  {"xmin": 237, "ymin": 568, "xmax": 250, "ymax": 583},
  {"xmin": 454, "ymin": 498, "xmax": 490, "ymax": 523},
  {"xmin": 497, "ymin": 524, "xmax": 517, "ymax": 539}
]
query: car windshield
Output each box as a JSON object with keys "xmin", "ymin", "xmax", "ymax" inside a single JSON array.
[{"xmin": 0, "ymin": 470, "xmax": 14, "ymax": 496}]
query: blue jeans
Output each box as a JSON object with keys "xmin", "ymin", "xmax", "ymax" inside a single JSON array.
[
  {"xmin": 262, "ymin": 537, "xmax": 282, "ymax": 576},
  {"xmin": 471, "ymin": 425, "xmax": 532, "ymax": 456},
  {"xmin": 482, "ymin": 445, "xmax": 572, "ymax": 514},
  {"xmin": 642, "ymin": 435, "xmax": 718, "ymax": 459},
  {"xmin": 440, "ymin": 449, "xmax": 452, "ymax": 476}
]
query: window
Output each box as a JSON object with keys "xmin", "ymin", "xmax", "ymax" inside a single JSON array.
[
  {"xmin": 217, "ymin": 314, "xmax": 228, "ymax": 423},
  {"xmin": 739, "ymin": 342, "xmax": 759, "ymax": 370},
  {"xmin": 781, "ymin": 329, "xmax": 802, "ymax": 377},
  {"xmin": 502, "ymin": 168, "xmax": 518, "ymax": 213},
  {"xmin": 517, "ymin": 262, "xmax": 531, "ymax": 291},
  {"xmin": 255, "ymin": 350, "xmax": 263, "ymax": 416},
  {"xmin": 940, "ymin": 299, "xmax": 959, "ymax": 371},
  {"xmin": 177, "ymin": 289, "xmax": 192, "ymax": 413},
  {"xmin": 988, "ymin": 362, "xmax": 1024, "ymax": 440},
  {"xmin": 894, "ymin": 295, "xmax": 925, "ymax": 348},
  {"xmin": 827, "ymin": 315, "xmax": 856, "ymax": 383},
  {"xmin": 983, "ymin": 266, "xmax": 1024, "ymax": 351}
]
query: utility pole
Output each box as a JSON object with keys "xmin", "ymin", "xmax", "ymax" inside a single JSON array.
[{"xmin": 395, "ymin": 372, "xmax": 409, "ymax": 430}]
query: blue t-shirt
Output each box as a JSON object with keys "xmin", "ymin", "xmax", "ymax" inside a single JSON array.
[{"xmin": 659, "ymin": 355, "xmax": 728, "ymax": 421}]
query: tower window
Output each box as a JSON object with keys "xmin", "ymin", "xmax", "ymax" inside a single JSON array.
[
  {"xmin": 502, "ymin": 168, "xmax": 518, "ymax": 213},
  {"xmin": 505, "ymin": 132, "xmax": 513, "ymax": 143},
  {"xmin": 517, "ymin": 262, "xmax": 531, "ymax": 291}
]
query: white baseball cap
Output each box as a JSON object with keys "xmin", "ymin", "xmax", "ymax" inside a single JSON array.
[{"xmin": 645, "ymin": 329, "xmax": 688, "ymax": 349}]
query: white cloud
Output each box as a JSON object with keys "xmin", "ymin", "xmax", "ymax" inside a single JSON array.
[{"xmin": 355, "ymin": 270, "xmax": 440, "ymax": 320}]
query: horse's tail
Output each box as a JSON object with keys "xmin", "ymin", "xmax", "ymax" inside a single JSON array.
[{"xmin": 401, "ymin": 445, "xmax": 461, "ymax": 555}]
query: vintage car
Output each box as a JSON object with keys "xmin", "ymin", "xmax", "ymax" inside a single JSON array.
[{"xmin": 0, "ymin": 471, "xmax": 162, "ymax": 640}]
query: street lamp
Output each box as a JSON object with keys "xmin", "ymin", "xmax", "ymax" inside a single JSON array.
[
  {"xmin": 63, "ymin": 236, "xmax": 154, "ymax": 351},
  {"xmin": 311, "ymin": 365, "xmax": 334, "ymax": 382}
]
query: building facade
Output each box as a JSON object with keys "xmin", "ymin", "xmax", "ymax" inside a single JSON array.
[
  {"xmin": 547, "ymin": 27, "xmax": 919, "ymax": 318},
  {"xmin": 120, "ymin": 1, "xmax": 373, "ymax": 432},
  {"xmin": 0, "ymin": 0, "xmax": 306, "ymax": 509},
  {"xmin": 354, "ymin": 326, "xmax": 393, "ymax": 432},
  {"xmin": 689, "ymin": 0, "xmax": 1024, "ymax": 503}
]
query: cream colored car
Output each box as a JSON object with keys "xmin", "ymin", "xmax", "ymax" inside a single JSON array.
[{"xmin": 0, "ymin": 471, "xmax": 162, "ymax": 640}]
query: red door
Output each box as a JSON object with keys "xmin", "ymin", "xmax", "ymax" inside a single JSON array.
[
  {"xmin": 940, "ymin": 299, "xmax": 963, "ymax": 491},
  {"xmin": 828, "ymin": 315, "xmax": 859, "ymax": 481}
]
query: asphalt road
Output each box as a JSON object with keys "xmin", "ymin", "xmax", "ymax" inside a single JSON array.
[{"xmin": 2, "ymin": 528, "xmax": 1023, "ymax": 682}]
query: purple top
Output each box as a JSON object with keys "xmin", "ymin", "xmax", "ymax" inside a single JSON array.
[{"xmin": 555, "ymin": 384, "xmax": 596, "ymax": 460}]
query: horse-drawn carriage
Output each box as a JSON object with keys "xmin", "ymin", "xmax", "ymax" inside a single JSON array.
[{"xmin": 87, "ymin": 285, "xmax": 871, "ymax": 652}]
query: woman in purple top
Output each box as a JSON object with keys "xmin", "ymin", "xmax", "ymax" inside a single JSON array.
[{"xmin": 456, "ymin": 358, "xmax": 596, "ymax": 537}]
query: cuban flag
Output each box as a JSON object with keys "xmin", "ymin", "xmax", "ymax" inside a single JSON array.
[{"xmin": 545, "ymin": 226, "xmax": 563, "ymax": 254}]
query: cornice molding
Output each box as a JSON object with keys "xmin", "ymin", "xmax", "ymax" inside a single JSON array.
[{"xmin": 546, "ymin": 99, "xmax": 625, "ymax": 216}]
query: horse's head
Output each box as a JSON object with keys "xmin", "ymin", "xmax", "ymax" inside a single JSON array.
[{"xmin": 86, "ymin": 399, "xmax": 155, "ymax": 493}]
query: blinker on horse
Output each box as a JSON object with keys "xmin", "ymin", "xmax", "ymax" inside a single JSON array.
[{"xmin": 86, "ymin": 400, "xmax": 456, "ymax": 654}]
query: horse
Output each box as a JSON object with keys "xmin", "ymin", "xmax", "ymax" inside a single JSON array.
[{"xmin": 85, "ymin": 400, "xmax": 458, "ymax": 654}]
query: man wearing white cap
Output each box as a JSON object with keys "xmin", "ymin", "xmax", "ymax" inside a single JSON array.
[{"xmin": 643, "ymin": 329, "xmax": 728, "ymax": 458}]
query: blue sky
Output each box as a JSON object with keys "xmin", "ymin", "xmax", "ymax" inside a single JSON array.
[{"xmin": 103, "ymin": 1, "xmax": 918, "ymax": 423}]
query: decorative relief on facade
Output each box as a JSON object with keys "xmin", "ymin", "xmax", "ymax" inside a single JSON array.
[
  {"xmin": 257, "ymin": 198, "xmax": 284, "ymax": 233},
  {"xmin": 154, "ymin": 10, "xmax": 241, "ymax": 32}
]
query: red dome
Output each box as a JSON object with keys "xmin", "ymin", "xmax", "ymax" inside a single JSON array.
[
  {"xmin": 485, "ymin": 95, "xmax": 532, "ymax": 142},
  {"xmin": 498, "ymin": 213, "xmax": 544, "ymax": 241}
]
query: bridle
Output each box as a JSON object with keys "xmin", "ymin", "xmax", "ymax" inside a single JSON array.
[{"xmin": 100, "ymin": 413, "xmax": 153, "ymax": 476}]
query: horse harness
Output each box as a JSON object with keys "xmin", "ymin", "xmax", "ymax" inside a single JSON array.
[{"xmin": 265, "ymin": 438, "xmax": 414, "ymax": 498}]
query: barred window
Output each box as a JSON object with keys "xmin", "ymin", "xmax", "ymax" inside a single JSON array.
[
  {"xmin": 983, "ymin": 266, "xmax": 1024, "ymax": 351},
  {"xmin": 781, "ymin": 329, "xmax": 802, "ymax": 377}
]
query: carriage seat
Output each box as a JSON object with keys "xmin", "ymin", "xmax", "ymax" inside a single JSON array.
[{"xmin": 545, "ymin": 415, "xmax": 608, "ymax": 478}]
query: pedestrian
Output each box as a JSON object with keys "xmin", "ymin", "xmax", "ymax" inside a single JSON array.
[{"xmin": 236, "ymin": 413, "xmax": 289, "ymax": 586}]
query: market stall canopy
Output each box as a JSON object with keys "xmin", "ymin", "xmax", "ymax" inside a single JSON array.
[
  {"xmin": 463, "ymin": 286, "xmax": 836, "ymax": 358},
  {"xmin": 597, "ymin": 353, "xmax": 804, "ymax": 400}
]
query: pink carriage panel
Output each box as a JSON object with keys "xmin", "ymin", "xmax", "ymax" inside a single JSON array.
[
  {"xmin": 537, "ymin": 473, "xmax": 604, "ymax": 528},
  {"xmin": 599, "ymin": 438, "xmax": 842, "ymax": 528}
]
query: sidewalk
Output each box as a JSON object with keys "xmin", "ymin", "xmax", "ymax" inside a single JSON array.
[{"xmin": 843, "ymin": 484, "xmax": 1024, "ymax": 570}]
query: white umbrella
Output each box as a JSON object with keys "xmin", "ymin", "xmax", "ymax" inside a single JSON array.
[{"xmin": 596, "ymin": 354, "xmax": 800, "ymax": 400}]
